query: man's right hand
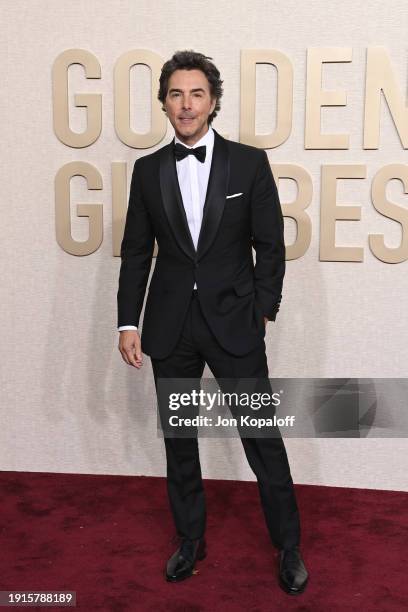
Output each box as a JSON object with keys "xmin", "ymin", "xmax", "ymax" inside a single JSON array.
[{"xmin": 118, "ymin": 330, "xmax": 143, "ymax": 369}]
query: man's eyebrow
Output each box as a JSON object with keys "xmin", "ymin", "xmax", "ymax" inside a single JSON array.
[{"xmin": 168, "ymin": 87, "xmax": 206, "ymax": 94}]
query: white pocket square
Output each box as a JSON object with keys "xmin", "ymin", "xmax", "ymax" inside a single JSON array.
[{"xmin": 226, "ymin": 192, "xmax": 243, "ymax": 199}]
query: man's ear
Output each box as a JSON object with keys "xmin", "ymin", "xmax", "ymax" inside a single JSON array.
[{"xmin": 210, "ymin": 97, "xmax": 216, "ymax": 114}]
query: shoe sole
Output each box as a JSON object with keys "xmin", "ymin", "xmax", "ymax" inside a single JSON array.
[{"xmin": 165, "ymin": 549, "xmax": 207, "ymax": 582}]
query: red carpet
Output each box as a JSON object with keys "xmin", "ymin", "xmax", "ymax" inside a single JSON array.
[{"xmin": 1, "ymin": 471, "xmax": 407, "ymax": 611}]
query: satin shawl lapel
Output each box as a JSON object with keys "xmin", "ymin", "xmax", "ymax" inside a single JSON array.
[
  {"xmin": 197, "ymin": 129, "xmax": 230, "ymax": 261},
  {"xmin": 159, "ymin": 128, "xmax": 230, "ymax": 262},
  {"xmin": 159, "ymin": 142, "xmax": 196, "ymax": 260}
]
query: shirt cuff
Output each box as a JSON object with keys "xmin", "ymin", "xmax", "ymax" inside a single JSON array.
[{"xmin": 118, "ymin": 325, "xmax": 138, "ymax": 331}]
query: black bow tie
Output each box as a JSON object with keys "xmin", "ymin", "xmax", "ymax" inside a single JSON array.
[{"xmin": 174, "ymin": 142, "xmax": 206, "ymax": 163}]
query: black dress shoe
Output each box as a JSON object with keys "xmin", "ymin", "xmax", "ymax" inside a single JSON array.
[
  {"xmin": 278, "ymin": 545, "xmax": 309, "ymax": 595},
  {"xmin": 165, "ymin": 536, "xmax": 207, "ymax": 582}
]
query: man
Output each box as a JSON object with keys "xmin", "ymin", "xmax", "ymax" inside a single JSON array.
[{"xmin": 117, "ymin": 50, "xmax": 309, "ymax": 595}]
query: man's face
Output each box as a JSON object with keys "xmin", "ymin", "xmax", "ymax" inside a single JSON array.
[{"xmin": 163, "ymin": 69, "xmax": 217, "ymax": 145}]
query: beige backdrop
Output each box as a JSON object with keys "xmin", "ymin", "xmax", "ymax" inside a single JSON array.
[{"xmin": 2, "ymin": 0, "xmax": 407, "ymax": 491}]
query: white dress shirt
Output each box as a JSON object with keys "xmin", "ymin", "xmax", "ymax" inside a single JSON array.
[{"xmin": 118, "ymin": 125, "xmax": 215, "ymax": 332}]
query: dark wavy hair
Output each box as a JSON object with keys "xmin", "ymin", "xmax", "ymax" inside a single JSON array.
[{"xmin": 158, "ymin": 50, "xmax": 223, "ymax": 125}]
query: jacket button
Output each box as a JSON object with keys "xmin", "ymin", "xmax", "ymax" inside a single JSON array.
[{"xmin": 194, "ymin": 262, "xmax": 199, "ymax": 268}]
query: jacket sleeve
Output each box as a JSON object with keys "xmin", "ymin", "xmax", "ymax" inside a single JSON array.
[
  {"xmin": 250, "ymin": 149, "xmax": 286, "ymax": 321},
  {"xmin": 117, "ymin": 158, "xmax": 155, "ymax": 328}
]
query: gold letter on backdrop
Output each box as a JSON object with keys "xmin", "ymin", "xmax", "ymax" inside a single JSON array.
[
  {"xmin": 369, "ymin": 164, "xmax": 408, "ymax": 263},
  {"xmin": 272, "ymin": 164, "xmax": 313, "ymax": 260},
  {"xmin": 112, "ymin": 162, "xmax": 127, "ymax": 257},
  {"xmin": 305, "ymin": 47, "xmax": 352, "ymax": 149},
  {"xmin": 320, "ymin": 165, "xmax": 366, "ymax": 261},
  {"xmin": 52, "ymin": 49, "xmax": 102, "ymax": 148},
  {"xmin": 55, "ymin": 162, "xmax": 103, "ymax": 256},
  {"xmin": 364, "ymin": 47, "xmax": 408, "ymax": 149},
  {"xmin": 114, "ymin": 49, "xmax": 167, "ymax": 148},
  {"xmin": 240, "ymin": 49, "xmax": 293, "ymax": 148}
]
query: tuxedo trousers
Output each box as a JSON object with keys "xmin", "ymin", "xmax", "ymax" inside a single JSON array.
[{"xmin": 150, "ymin": 289, "xmax": 301, "ymax": 550}]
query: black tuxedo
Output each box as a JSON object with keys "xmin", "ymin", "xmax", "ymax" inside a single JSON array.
[
  {"xmin": 117, "ymin": 128, "xmax": 285, "ymax": 360},
  {"xmin": 117, "ymin": 127, "xmax": 301, "ymax": 550}
]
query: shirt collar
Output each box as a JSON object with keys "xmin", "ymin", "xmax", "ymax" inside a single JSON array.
[{"xmin": 174, "ymin": 125, "xmax": 214, "ymax": 154}]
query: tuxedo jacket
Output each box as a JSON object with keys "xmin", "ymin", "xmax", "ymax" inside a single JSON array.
[{"xmin": 117, "ymin": 128, "xmax": 285, "ymax": 360}]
